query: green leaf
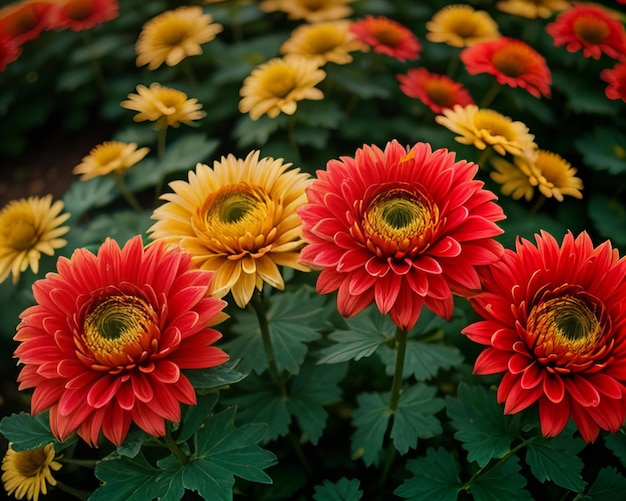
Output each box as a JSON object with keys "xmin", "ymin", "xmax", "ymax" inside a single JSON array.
[
  {"xmin": 604, "ymin": 430, "xmax": 626, "ymax": 468},
  {"xmin": 575, "ymin": 127, "xmax": 626, "ymax": 175},
  {"xmin": 177, "ymin": 393, "xmax": 219, "ymax": 442},
  {"xmin": 584, "ymin": 467, "xmax": 626, "ymax": 500},
  {"xmin": 313, "ymin": 477, "xmax": 363, "ymax": 501},
  {"xmin": 73, "ymin": 210, "xmax": 153, "ymax": 248},
  {"xmin": 63, "ymin": 176, "xmax": 117, "ymax": 221},
  {"xmin": 184, "ymin": 360, "xmax": 248, "ymax": 390},
  {"xmin": 0, "ymin": 412, "xmax": 67, "ymax": 452},
  {"xmin": 470, "ymin": 455, "xmax": 532, "ymax": 501},
  {"xmin": 233, "ymin": 114, "xmax": 288, "ymax": 148},
  {"xmin": 391, "ymin": 384, "xmax": 444, "ymax": 455},
  {"xmin": 552, "ymin": 70, "xmax": 619, "ymax": 117},
  {"xmin": 588, "ymin": 193, "xmax": 626, "ymax": 247},
  {"xmin": 394, "ymin": 448, "xmax": 462, "ymax": 501},
  {"xmin": 115, "ymin": 427, "xmax": 146, "ymax": 459},
  {"xmin": 351, "ymin": 392, "xmax": 390, "ymax": 466},
  {"xmin": 296, "ymin": 100, "xmax": 344, "ymax": 129},
  {"xmin": 446, "ymin": 383, "xmax": 522, "ymax": 468},
  {"xmin": 378, "ymin": 341, "xmax": 463, "ymax": 381}
]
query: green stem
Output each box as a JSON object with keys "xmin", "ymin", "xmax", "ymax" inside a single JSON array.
[
  {"xmin": 287, "ymin": 431, "xmax": 315, "ymax": 477},
  {"xmin": 479, "ymin": 80, "xmax": 502, "ymax": 108},
  {"xmin": 529, "ymin": 194, "xmax": 546, "ymax": 214},
  {"xmin": 477, "ymin": 147, "xmax": 492, "ymax": 169},
  {"xmin": 154, "ymin": 122, "xmax": 169, "ymax": 198},
  {"xmin": 163, "ymin": 425, "xmax": 189, "ymax": 465},
  {"xmin": 388, "ymin": 327, "xmax": 408, "ymax": 414},
  {"xmin": 55, "ymin": 480, "xmax": 91, "ymax": 501},
  {"xmin": 378, "ymin": 444, "xmax": 398, "ymax": 487},
  {"xmin": 113, "ymin": 173, "xmax": 142, "ymax": 212},
  {"xmin": 228, "ymin": 1, "xmax": 243, "ymax": 43},
  {"xmin": 285, "ymin": 116, "xmax": 301, "ymax": 165},
  {"xmin": 181, "ymin": 59, "xmax": 198, "ymax": 88},
  {"xmin": 81, "ymin": 31, "xmax": 107, "ymax": 97},
  {"xmin": 445, "ymin": 56, "xmax": 459, "ymax": 78}
]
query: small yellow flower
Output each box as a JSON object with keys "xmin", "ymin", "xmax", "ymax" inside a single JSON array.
[
  {"xmin": 2, "ymin": 443, "xmax": 62, "ymax": 501},
  {"xmin": 0, "ymin": 195, "xmax": 70, "ymax": 284},
  {"xmin": 436, "ymin": 104, "xmax": 537, "ymax": 158},
  {"xmin": 239, "ymin": 55, "xmax": 325, "ymax": 121},
  {"xmin": 121, "ymin": 83, "xmax": 206, "ymax": 128},
  {"xmin": 426, "ymin": 5, "xmax": 501, "ymax": 47},
  {"xmin": 73, "ymin": 141, "xmax": 149, "ymax": 181},
  {"xmin": 135, "ymin": 6, "xmax": 223, "ymax": 70},
  {"xmin": 149, "ymin": 150, "xmax": 312, "ymax": 307},
  {"xmin": 279, "ymin": 20, "xmax": 368, "ymax": 66},
  {"xmin": 495, "ymin": 0, "xmax": 571, "ymax": 19},
  {"xmin": 259, "ymin": 0, "xmax": 354, "ymax": 22},
  {"xmin": 490, "ymin": 156, "xmax": 537, "ymax": 201}
]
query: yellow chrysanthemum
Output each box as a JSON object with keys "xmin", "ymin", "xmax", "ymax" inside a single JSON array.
[
  {"xmin": 279, "ymin": 20, "xmax": 368, "ymax": 66},
  {"xmin": 149, "ymin": 151, "xmax": 312, "ymax": 307},
  {"xmin": 135, "ymin": 6, "xmax": 223, "ymax": 70},
  {"xmin": 490, "ymin": 156, "xmax": 537, "ymax": 201},
  {"xmin": 436, "ymin": 104, "xmax": 537, "ymax": 158},
  {"xmin": 0, "ymin": 195, "xmax": 70, "ymax": 284},
  {"xmin": 2, "ymin": 443, "xmax": 62, "ymax": 501},
  {"xmin": 426, "ymin": 4, "xmax": 501, "ymax": 47},
  {"xmin": 239, "ymin": 55, "xmax": 325, "ymax": 121},
  {"xmin": 495, "ymin": 0, "xmax": 570, "ymax": 19},
  {"xmin": 73, "ymin": 141, "xmax": 150, "ymax": 181},
  {"xmin": 121, "ymin": 83, "xmax": 206, "ymax": 128},
  {"xmin": 259, "ymin": 0, "xmax": 354, "ymax": 22}
]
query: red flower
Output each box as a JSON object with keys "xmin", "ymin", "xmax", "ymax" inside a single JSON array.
[
  {"xmin": 298, "ymin": 140, "xmax": 505, "ymax": 332},
  {"xmin": 349, "ymin": 16, "xmax": 420, "ymax": 61},
  {"xmin": 47, "ymin": 0, "xmax": 118, "ymax": 32},
  {"xmin": 13, "ymin": 236, "xmax": 229, "ymax": 446},
  {"xmin": 461, "ymin": 37, "xmax": 552, "ymax": 98},
  {"xmin": 397, "ymin": 67, "xmax": 475, "ymax": 114},
  {"xmin": 463, "ymin": 231, "xmax": 626, "ymax": 443},
  {"xmin": 546, "ymin": 4, "xmax": 626, "ymax": 60},
  {"xmin": 0, "ymin": 1, "xmax": 54, "ymax": 46},
  {"xmin": 0, "ymin": 30, "xmax": 21, "ymax": 71},
  {"xmin": 601, "ymin": 60, "xmax": 626, "ymax": 102}
]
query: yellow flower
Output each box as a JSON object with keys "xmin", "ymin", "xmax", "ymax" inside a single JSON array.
[
  {"xmin": 490, "ymin": 156, "xmax": 537, "ymax": 201},
  {"xmin": 279, "ymin": 20, "xmax": 368, "ymax": 66},
  {"xmin": 259, "ymin": 0, "xmax": 354, "ymax": 22},
  {"xmin": 495, "ymin": 0, "xmax": 571, "ymax": 19},
  {"xmin": 436, "ymin": 104, "xmax": 537, "ymax": 158},
  {"xmin": 1, "ymin": 443, "xmax": 62, "ymax": 501},
  {"xmin": 426, "ymin": 5, "xmax": 501, "ymax": 47},
  {"xmin": 239, "ymin": 55, "xmax": 325, "ymax": 121},
  {"xmin": 73, "ymin": 141, "xmax": 149, "ymax": 181},
  {"xmin": 149, "ymin": 151, "xmax": 312, "ymax": 307},
  {"xmin": 135, "ymin": 6, "xmax": 223, "ymax": 70},
  {"xmin": 0, "ymin": 195, "xmax": 70, "ymax": 284},
  {"xmin": 121, "ymin": 83, "xmax": 206, "ymax": 128}
]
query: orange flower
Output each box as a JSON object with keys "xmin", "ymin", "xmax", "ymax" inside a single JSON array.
[
  {"xmin": 601, "ymin": 60, "xmax": 626, "ymax": 102},
  {"xmin": 426, "ymin": 5, "xmax": 500, "ymax": 48},
  {"xmin": 259, "ymin": 0, "xmax": 354, "ymax": 22},
  {"xmin": 546, "ymin": 4, "xmax": 626, "ymax": 60},
  {"xmin": 0, "ymin": 1, "xmax": 54, "ymax": 46},
  {"xmin": 461, "ymin": 37, "xmax": 552, "ymax": 98},
  {"xmin": 350, "ymin": 15, "xmax": 420, "ymax": 61},
  {"xmin": 397, "ymin": 68, "xmax": 474, "ymax": 114},
  {"xmin": 495, "ymin": 0, "xmax": 570, "ymax": 19},
  {"xmin": 47, "ymin": 0, "xmax": 118, "ymax": 32}
]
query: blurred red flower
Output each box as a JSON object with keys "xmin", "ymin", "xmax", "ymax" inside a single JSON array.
[
  {"xmin": 47, "ymin": 0, "xmax": 118, "ymax": 32},
  {"xmin": 601, "ymin": 60, "xmax": 626, "ymax": 102},
  {"xmin": 0, "ymin": 1, "xmax": 54, "ymax": 46},
  {"xmin": 349, "ymin": 15, "xmax": 420, "ymax": 61}
]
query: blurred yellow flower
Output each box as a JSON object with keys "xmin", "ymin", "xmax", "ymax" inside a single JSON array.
[
  {"xmin": 436, "ymin": 104, "xmax": 537, "ymax": 158},
  {"xmin": 149, "ymin": 151, "xmax": 312, "ymax": 307},
  {"xmin": 2, "ymin": 443, "xmax": 62, "ymax": 501},
  {"xmin": 426, "ymin": 5, "xmax": 500, "ymax": 47},
  {"xmin": 490, "ymin": 156, "xmax": 536, "ymax": 201},
  {"xmin": 279, "ymin": 20, "xmax": 368, "ymax": 66},
  {"xmin": 73, "ymin": 141, "xmax": 149, "ymax": 181},
  {"xmin": 0, "ymin": 195, "xmax": 70, "ymax": 284},
  {"xmin": 495, "ymin": 0, "xmax": 570, "ymax": 19},
  {"xmin": 239, "ymin": 55, "xmax": 325, "ymax": 120},
  {"xmin": 135, "ymin": 6, "xmax": 223, "ymax": 70},
  {"xmin": 121, "ymin": 83, "xmax": 206, "ymax": 128},
  {"xmin": 259, "ymin": 0, "xmax": 354, "ymax": 22}
]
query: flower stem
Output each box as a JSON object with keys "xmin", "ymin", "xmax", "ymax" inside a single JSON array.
[
  {"xmin": 163, "ymin": 425, "xmax": 189, "ymax": 465},
  {"xmin": 81, "ymin": 31, "xmax": 107, "ymax": 97},
  {"xmin": 112, "ymin": 173, "xmax": 142, "ymax": 212},
  {"xmin": 55, "ymin": 480, "xmax": 91, "ymax": 501},
  {"xmin": 388, "ymin": 327, "xmax": 408, "ymax": 414},
  {"xmin": 154, "ymin": 122, "xmax": 169, "ymax": 198},
  {"xmin": 479, "ymin": 80, "xmax": 502, "ymax": 108}
]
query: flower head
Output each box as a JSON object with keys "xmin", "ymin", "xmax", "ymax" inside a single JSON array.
[
  {"xmin": 259, "ymin": 0, "xmax": 354, "ymax": 22},
  {"xmin": 149, "ymin": 151, "xmax": 312, "ymax": 308},
  {"xmin": 0, "ymin": 195, "xmax": 70, "ymax": 285},
  {"xmin": 495, "ymin": 0, "xmax": 571, "ymax": 19},
  {"xmin": 436, "ymin": 104, "xmax": 538, "ymax": 158},
  {"xmin": 0, "ymin": 31, "xmax": 21, "ymax": 71},
  {"xmin": 461, "ymin": 37, "xmax": 552, "ymax": 98},
  {"xmin": 397, "ymin": 67, "xmax": 475, "ymax": 114},
  {"xmin": 239, "ymin": 55, "xmax": 325, "ymax": 121},
  {"xmin": 135, "ymin": 6, "xmax": 223, "ymax": 70},
  {"xmin": 463, "ymin": 231, "xmax": 626, "ymax": 443},
  {"xmin": 73, "ymin": 141, "xmax": 149, "ymax": 181},
  {"xmin": 0, "ymin": 1, "xmax": 54, "ymax": 46},
  {"xmin": 546, "ymin": 4, "xmax": 626, "ymax": 60},
  {"xmin": 349, "ymin": 16, "xmax": 420, "ymax": 61},
  {"xmin": 13, "ymin": 236, "xmax": 229, "ymax": 446},
  {"xmin": 279, "ymin": 20, "xmax": 368, "ymax": 67},
  {"xmin": 426, "ymin": 5, "xmax": 500, "ymax": 48},
  {"xmin": 298, "ymin": 140, "xmax": 505, "ymax": 332},
  {"xmin": 121, "ymin": 83, "xmax": 206, "ymax": 128},
  {"xmin": 601, "ymin": 60, "xmax": 626, "ymax": 102},
  {"xmin": 47, "ymin": 0, "xmax": 118, "ymax": 32},
  {"xmin": 2, "ymin": 443, "xmax": 62, "ymax": 501}
]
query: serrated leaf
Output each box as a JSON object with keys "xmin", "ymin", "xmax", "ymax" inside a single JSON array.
[
  {"xmin": 351, "ymin": 392, "xmax": 390, "ymax": 466},
  {"xmin": 184, "ymin": 359, "xmax": 248, "ymax": 390},
  {"xmin": 177, "ymin": 393, "xmax": 219, "ymax": 442},
  {"xmin": 63, "ymin": 176, "xmax": 117, "ymax": 221},
  {"xmin": 584, "ymin": 467, "xmax": 626, "ymax": 500},
  {"xmin": 575, "ymin": 127, "xmax": 626, "ymax": 175},
  {"xmin": 0, "ymin": 412, "xmax": 66, "ymax": 452},
  {"xmin": 313, "ymin": 477, "xmax": 363, "ymax": 501},
  {"xmin": 470, "ymin": 455, "xmax": 532, "ymax": 501},
  {"xmin": 378, "ymin": 341, "xmax": 464, "ymax": 381},
  {"xmin": 73, "ymin": 210, "xmax": 152, "ymax": 248},
  {"xmin": 394, "ymin": 448, "xmax": 462, "ymax": 501},
  {"xmin": 296, "ymin": 100, "xmax": 344, "ymax": 129},
  {"xmin": 604, "ymin": 430, "xmax": 626, "ymax": 468},
  {"xmin": 446, "ymin": 383, "xmax": 522, "ymax": 468},
  {"xmin": 391, "ymin": 384, "xmax": 444, "ymax": 455},
  {"xmin": 233, "ymin": 113, "xmax": 288, "ymax": 148}
]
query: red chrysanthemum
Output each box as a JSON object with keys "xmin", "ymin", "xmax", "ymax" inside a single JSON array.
[
  {"xmin": 546, "ymin": 4, "xmax": 626, "ymax": 60},
  {"xmin": 47, "ymin": 0, "xmax": 118, "ymax": 32},
  {"xmin": 298, "ymin": 140, "xmax": 505, "ymax": 332},
  {"xmin": 461, "ymin": 37, "xmax": 552, "ymax": 98},
  {"xmin": 349, "ymin": 16, "xmax": 420, "ymax": 61},
  {"xmin": 0, "ymin": 30, "xmax": 21, "ymax": 71},
  {"xmin": 397, "ymin": 67, "xmax": 475, "ymax": 114},
  {"xmin": 601, "ymin": 60, "xmax": 626, "ymax": 102},
  {"xmin": 0, "ymin": 1, "xmax": 54, "ymax": 46},
  {"xmin": 463, "ymin": 231, "xmax": 626, "ymax": 443},
  {"xmin": 13, "ymin": 236, "xmax": 229, "ymax": 447}
]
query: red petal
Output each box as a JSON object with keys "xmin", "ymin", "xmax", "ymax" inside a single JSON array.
[
  {"xmin": 508, "ymin": 353, "xmax": 531, "ymax": 374},
  {"xmin": 131, "ymin": 373, "xmax": 154, "ymax": 403},
  {"xmin": 520, "ymin": 361, "xmax": 543, "ymax": 390},
  {"xmin": 474, "ymin": 348, "xmax": 508, "ymax": 374},
  {"xmin": 587, "ymin": 373, "xmax": 624, "ymax": 399},
  {"xmin": 565, "ymin": 376, "xmax": 600, "ymax": 407},
  {"xmin": 152, "ymin": 360, "xmax": 181, "ymax": 384},
  {"xmin": 543, "ymin": 374, "xmax": 565, "ymax": 404},
  {"xmin": 365, "ymin": 257, "xmax": 389, "ymax": 277},
  {"xmin": 87, "ymin": 375, "xmax": 122, "ymax": 408},
  {"xmin": 538, "ymin": 397, "xmax": 570, "ymax": 438},
  {"xmin": 374, "ymin": 274, "xmax": 401, "ymax": 314}
]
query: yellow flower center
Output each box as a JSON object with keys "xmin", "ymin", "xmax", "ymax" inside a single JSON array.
[
  {"xmin": 155, "ymin": 19, "xmax": 190, "ymax": 46},
  {"xmin": 260, "ymin": 64, "xmax": 297, "ymax": 98},
  {"xmin": 474, "ymin": 110, "xmax": 516, "ymax": 139},
  {"xmin": 492, "ymin": 45, "xmax": 529, "ymax": 77},
  {"xmin": 91, "ymin": 142, "xmax": 126, "ymax": 165},
  {"xmin": 0, "ymin": 211, "xmax": 38, "ymax": 251},
  {"xmin": 304, "ymin": 26, "xmax": 343, "ymax": 54},
  {"xmin": 64, "ymin": 0, "xmax": 93, "ymax": 21},
  {"xmin": 301, "ymin": 0, "xmax": 324, "ymax": 10},
  {"xmin": 573, "ymin": 17, "xmax": 609, "ymax": 44},
  {"xmin": 13, "ymin": 447, "xmax": 48, "ymax": 477},
  {"xmin": 445, "ymin": 14, "xmax": 481, "ymax": 38}
]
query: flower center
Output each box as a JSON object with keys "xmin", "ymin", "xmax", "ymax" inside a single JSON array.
[
  {"xmin": 449, "ymin": 18, "xmax": 480, "ymax": 38},
  {"xmin": 14, "ymin": 447, "xmax": 48, "ymax": 477},
  {"xmin": 372, "ymin": 25, "xmax": 402, "ymax": 47},
  {"xmin": 262, "ymin": 64, "xmax": 297, "ymax": 98},
  {"xmin": 11, "ymin": 9, "xmax": 37, "ymax": 36},
  {"xmin": 64, "ymin": 0, "xmax": 93, "ymax": 21},
  {"xmin": 492, "ymin": 45, "xmax": 528, "ymax": 77},
  {"xmin": 474, "ymin": 110, "xmax": 516, "ymax": 139},
  {"xmin": 1, "ymin": 218, "xmax": 38, "ymax": 251},
  {"xmin": 305, "ymin": 27, "xmax": 343, "ymax": 54},
  {"xmin": 424, "ymin": 80, "xmax": 454, "ymax": 107},
  {"xmin": 573, "ymin": 17, "xmax": 609, "ymax": 44},
  {"xmin": 156, "ymin": 19, "xmax": 189, "ymax": 46}
]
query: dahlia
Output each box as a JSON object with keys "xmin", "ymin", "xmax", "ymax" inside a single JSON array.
[
  {"xmin": 426, "ymin": 5, "xmax": 500, "ymax": 48},
  {"xmin": 47, "ymin": 0, "xmax": 118, "ymax": 32},
  {"xmin": 461, "ymin": 37, "xmax": 552, "ymax": 99},
  {"xmin": 495, "ymin": 0, "xmax": 571, "ymax": 19},
  {"xmin": 298, "ymin": 140, "xmax": 505, "ymax": 332},
  {"xmin": 13, "ymin": 236, "xmax": 229, "ymax": 446},
  {"xmin": 73, "ymin": 141, "xmax": 149, "ymax": 181},
  {"xmin": 0, "ymin": 1, "xmax": 54, "ymax": 46},
  {"xmin": 601, "ymin": 60, "xmax": 626, "ymax": 102},
  {"xmin": 2, "ymin": 443, "xmax": 61, "ymax": 501},
  {"xmin": 149, "ymin": 151, "xmax": 312, "ymax": 308},
  {"xmin": 259, "ymin": 0, "xmax": 354, "ymax": 22},
  {"xmin": 463, "ymin": 231, "xmax": 626, "ymax": 443},
  {"xmin": 349, "ymin": 16, "xmax": 420, "ymax": 61}
]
